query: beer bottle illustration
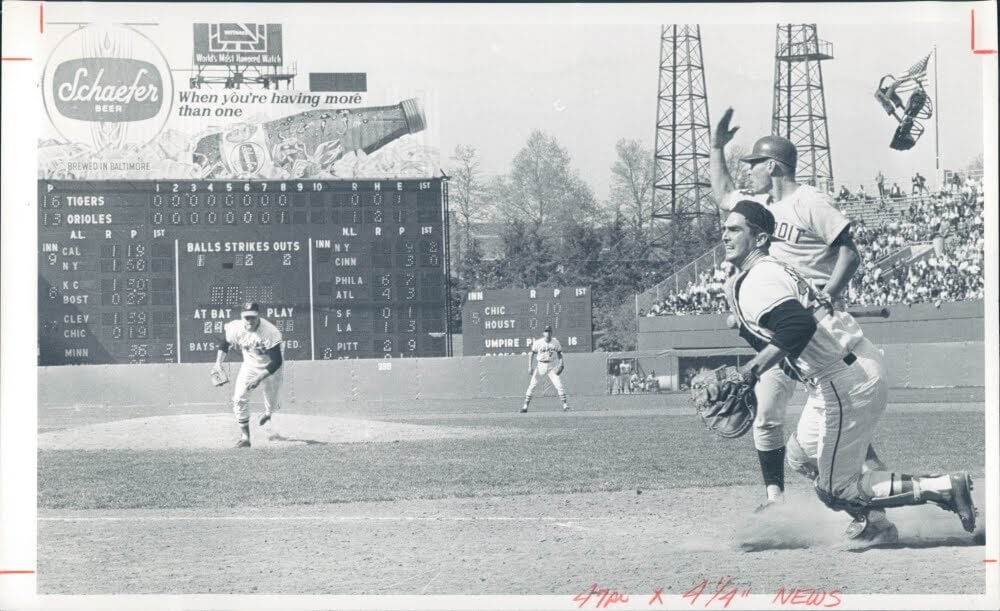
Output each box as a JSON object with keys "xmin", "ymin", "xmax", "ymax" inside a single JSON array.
[{"xmin": 193, "ymin": 98, "xmax": 426, "ymax": 179}]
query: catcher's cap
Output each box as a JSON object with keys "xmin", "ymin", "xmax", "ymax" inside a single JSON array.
[
  {"xmin": 241, "ymin": 302, "xmax": 260, "ymax": 318},
  {"xmin": 731, "ymin": 200, "xmax": 776, "ymax": 235},
  {"xmin": 543, "ymin": 324, "xmax": 553, "ymax": 332},
  {"xmin": 741, "ymin": 135, "xmax": 797, "ymax": 169}
]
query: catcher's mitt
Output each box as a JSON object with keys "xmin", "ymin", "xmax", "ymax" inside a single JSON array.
[
  {"xmin": 210, "ymin": 365, "xmax": 229, "ymax": 387},
  {"xmin": 690, "ymin": 366, "xmax": 757, "ymax": 439},
  {"xmin": 555, "ymin": 363, "xmax": 565, "ymax": 375}
]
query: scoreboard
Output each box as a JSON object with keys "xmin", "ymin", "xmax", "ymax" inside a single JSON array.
[
  {"xmin": 461, "ymin": 287, "xmax": 592, "ymax": 356},
  {"xmin": 38, "ymin": 179, "xmax": 450, "ymax": 365}
]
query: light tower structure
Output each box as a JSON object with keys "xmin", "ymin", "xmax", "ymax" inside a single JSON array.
[
  {"xmin": 652, "ymin": 25, "xmax": 714, "ymax": 224},
  {"xmin": 772, "ymin": 24, "xmax": 835, "ymax": 191}
]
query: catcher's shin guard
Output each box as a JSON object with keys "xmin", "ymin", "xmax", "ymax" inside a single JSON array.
[{"xmin": 857, "ymin": 472, "xmax": 977, "ymax": 533}]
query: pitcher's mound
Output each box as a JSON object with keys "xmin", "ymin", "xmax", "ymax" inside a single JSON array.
[{"xmin": 39, "ymin": 413, "xmax": 502, "ymax": 450}]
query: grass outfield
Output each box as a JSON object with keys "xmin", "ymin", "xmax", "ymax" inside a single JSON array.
[{"xmin": 39, "ymin": 409, "xmax": 985, "ymax": 511}]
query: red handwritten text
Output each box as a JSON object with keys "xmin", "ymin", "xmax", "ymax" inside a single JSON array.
[
  {"xmin": 649, "ymin": 587, "xmax": 665, "ymax": 606},
  {"xmin": 683, "ymin": 577, "xmax": 751, "ymax": 608},
  {"xmin": 772, "ymin": 587, "xmax": 843, "ymax": 608},
  {"xmin": 574, "ymin": 583, "xmax": 630, "ymax": 609}
]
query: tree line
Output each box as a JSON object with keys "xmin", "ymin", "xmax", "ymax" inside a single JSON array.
[{"xmin": 445, "ymin": 131, "xmax": 750, "ymax": 350}]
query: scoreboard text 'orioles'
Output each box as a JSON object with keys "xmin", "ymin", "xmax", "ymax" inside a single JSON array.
[
  {"xmin": 39, "ymin": 179, "xmax": 450, "ymax": 365},
  {"xmin": 461, "ymin": 287, "xmax": 593, "ymax": 356}
]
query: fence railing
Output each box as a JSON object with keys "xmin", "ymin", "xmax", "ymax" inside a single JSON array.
[
  {"xmin": 840, "ymin": 168, "xmax": 983, "ymax": 202},
  {"xmin": 635, "ymin": 243, "xmax": 727, "ymax": 314}
]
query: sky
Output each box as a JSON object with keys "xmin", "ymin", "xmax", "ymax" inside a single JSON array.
[{"xmin": 30, "ymin": 3, "xmax": 995, "ymax": 197}]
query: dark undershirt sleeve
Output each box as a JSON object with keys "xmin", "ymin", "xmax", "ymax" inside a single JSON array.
[
  {"xmin": 265, "ymin": 345, "xmax": 283, "ymax": 374},
  {"xmin": 737, "ymin": 324, "xmax": 770, "ymax": 353},
  {"xmin": 758, "ymin": 300, "xmax": 817, "ymax": 359}
]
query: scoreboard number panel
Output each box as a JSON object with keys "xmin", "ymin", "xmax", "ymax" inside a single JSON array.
[
  {"xmin": 461, "ymin": 287, "xmax": 593, "ymax": 356},
  {"xmin": 38, "ymin": 179, "xmax": 449, "ymax": 365}
]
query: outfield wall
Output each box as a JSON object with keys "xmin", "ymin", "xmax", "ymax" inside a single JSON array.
[
  {"xmin": 38, "ymin": 340, "xmax": 984, "ymax": 413},
  {"xmin": 636, "ymin": 300, "xmax": 984, "ymax": 350}
]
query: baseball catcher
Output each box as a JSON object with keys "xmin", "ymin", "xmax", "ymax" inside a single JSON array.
[
  {"xmin": 720, "ymin": 199, "xmax": 976, "ymax": 544},
  {"xmin": 214, "ymin": 302, "xmax": 284, "ymax": 448},
  {"xmin": 690, "ymin": 365, "xmax": 757, "ymax": 439},
  {"xmin": 710, "ymin": 107, "xmax": 886, "ymax": 513}
]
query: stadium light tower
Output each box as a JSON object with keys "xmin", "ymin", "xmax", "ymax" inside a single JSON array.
[
  {"xmin": 772, "ymin": 24, "xmax": 835, "ymax": 191},
  {"xmin": 652, "ymin": 25, "xmax": 714, "ymax": 224}
]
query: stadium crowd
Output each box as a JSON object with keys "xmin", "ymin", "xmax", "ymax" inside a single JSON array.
[{"xmin": 643, "ymin": 178, "xmax": 984, "ymax": 316}]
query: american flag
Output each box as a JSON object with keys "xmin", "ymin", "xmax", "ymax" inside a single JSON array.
[{"xmin": 892, "ymin": 52, "xmax": 932, "ymax": 93}]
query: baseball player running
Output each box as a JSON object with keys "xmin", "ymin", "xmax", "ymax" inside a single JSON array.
[
  {"xmin": 213, "ymin": 302, "xmax": 284, "ymax": 448},
  {"xmin": 722, "ymin": 201, "xmax": 976, "ymax": 543},
  {"xmin": 521, "ymin": 325, "xmax": 569, "ymax": 413},
  {"xmin": 711, "ymin": 108, "xmax": 885, "ymax": 511}
]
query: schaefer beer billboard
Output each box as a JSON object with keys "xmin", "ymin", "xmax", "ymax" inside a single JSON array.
[{"xmin": 39, "ymin": 22, "xmax": 437, "ymax": 180}]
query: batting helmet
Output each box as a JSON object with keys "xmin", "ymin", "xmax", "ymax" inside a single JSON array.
[{"xmin": 741, "ymin": 135, "xmax": 797, "ymax": 169}]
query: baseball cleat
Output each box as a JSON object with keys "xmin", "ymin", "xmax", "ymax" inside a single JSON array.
[
  {"xmin": 259, "ymin": 412, "xmax": 271, "ymax": 426},
  {"xmin": 519, "ymin": 406, "xmax": 528, "ymax": 413},
  {"xmin": 235, "ymin": 438, "xmax": 251, "ymax": 448},
  {"xmin": 845, "ymin": 512, "xmax": 899, "ymax": 545},
  {"xmin": 563, "ymin": 405, "xmax": 570, "ymax": 412},
  {"xmin": 946, "ymin": 473, "xmax": 977, "ymax": 533}
]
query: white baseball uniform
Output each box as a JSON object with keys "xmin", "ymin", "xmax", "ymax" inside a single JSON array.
[
  {"xmin": 525, "ymin": 337, "xmax": 567, "ymax": 400},
  {"xmin": 724, "ymin": 186, "xmax": 852, "ymax": 451},
  {"xmin": 224, "ymin": 318, "xmax": 283, "ymax": 424},
  {"xmin": 729, "ymin": 257, "xmax": 883, "ymax": 504}
]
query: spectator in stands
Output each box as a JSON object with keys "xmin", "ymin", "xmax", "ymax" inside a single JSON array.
[
  {"xmin": 889, "ymin": 182, "xmax": 903, "ymax": 199},
  {"xmin": 648, "ymin": 185, "xmax": 984, "ymax": 317},
  {"xmin": 912, "ymin": 172, "xmax": 928, "ymax": 194},
  {"xmin": 855, "ymin": 184, "xmax": 868, "ymax": 201},
  {"xmin": 838, "ymin": 185, "xmax": 851, "ymax": 202},
  {"xmin": 876, "ymin": 171, "xmax": 886, "ymax": 199}
]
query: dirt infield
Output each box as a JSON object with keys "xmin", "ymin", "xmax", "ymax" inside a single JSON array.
[
  {"xmin": 39, "ymin": 484, "xmax": 986, "ymax": 595},
  {"xmin": 38, "ymin": 413, "xmax": 508, "ymax": 450}
]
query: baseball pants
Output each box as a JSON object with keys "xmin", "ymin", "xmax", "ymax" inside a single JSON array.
[
  {"xmin": 752, "ymin": 293, "xmax": 849, "ymax": 452},
  {"xmin": 525, "ymin": 362, "xmax": 566, "ymax": 398},
  {"xmin": 752, "ymin": 366, "xmax": 797, "ymax": 451},
  {"xmin": 232, "ymin": 365, "xmax": 283, "ymax": 424},
  {"xmin": 791, "ymin": 338, "xmax": 888, "ymax": 504}
]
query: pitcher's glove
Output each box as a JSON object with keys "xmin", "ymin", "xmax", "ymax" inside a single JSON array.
[
  {"xmin": 555, "ymin": 362, "xmax": 564, "ymax": 375},
  {"xmin": 690, "ymin": 366, "xmax": 757, "ymax": 439},
  {"xmin": 210, "ymin": 365, "xmax": 229, "ymax": 387}
]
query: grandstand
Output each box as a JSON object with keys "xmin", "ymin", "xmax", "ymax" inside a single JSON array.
[{"xmin": 635, "ymin": 172, "xmax": 984, "ymax": 318}]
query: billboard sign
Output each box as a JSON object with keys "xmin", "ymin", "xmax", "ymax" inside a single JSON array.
[{"xmin": 193, "ymin": 24, "xmax": 283, "ymax": 66}]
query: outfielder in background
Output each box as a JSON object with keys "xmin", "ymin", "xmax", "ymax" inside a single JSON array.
[
  {"xmin": 722, "ymin": 201, "xmax": 976, "ymax": 543},
  {"xmin": 711, "ymin": 108, "xmax": 885, "ymax": 511},
  {"xmin": 521, "ymin": 325, "xmax": 569, "ymax": 413},
  {"xmin": 213, "ymin": 302, "xmax": 284, "ymax": 448}
]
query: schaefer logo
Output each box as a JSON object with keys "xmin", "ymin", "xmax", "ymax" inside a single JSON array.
[{"xmin": 42, "ymin": 25, "xmax": 173, "ymax": 148}]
